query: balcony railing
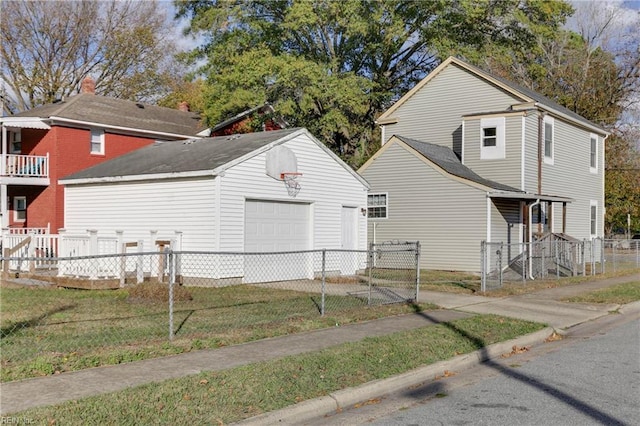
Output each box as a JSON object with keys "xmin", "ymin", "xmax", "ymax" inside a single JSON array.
[{"xmin": 1, "ymin": 154, "xmax": 49, "ymax": 178}]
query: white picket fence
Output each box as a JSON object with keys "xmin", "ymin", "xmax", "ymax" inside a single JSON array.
[{"xmin": 1, "ymin": 229, "xmax": 182, "ymax": 280}]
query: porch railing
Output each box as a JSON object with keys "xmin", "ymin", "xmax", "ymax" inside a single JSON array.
[{"xmin": 1, "ymin": 153, "xmax": 49, "ymax": 178}]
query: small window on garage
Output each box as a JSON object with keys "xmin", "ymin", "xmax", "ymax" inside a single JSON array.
[
  {"xmin": 13, "ymin": 196, "xmax": 26, "ymax": 222},
  {"xmin": 367, "ymin": 193, "xmax": 388, "ymax": 219}
]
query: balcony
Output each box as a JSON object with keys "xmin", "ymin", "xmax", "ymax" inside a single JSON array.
[{"xmin": 0, "ymin": 154, "xmax": 49, "ymax": 185}]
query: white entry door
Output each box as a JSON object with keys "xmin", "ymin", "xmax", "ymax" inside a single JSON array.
[{"xmin": 244, "ymin": 200, "xmax": 310, "ymax": 282}]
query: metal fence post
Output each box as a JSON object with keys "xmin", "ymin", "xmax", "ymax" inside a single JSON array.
[
  {"xmin": 498, "ymin": 242, "xmax": 503, "ymax": 288},
  {"xmin": 555, "ymin": 240, "xmax": 559, "ymax": 279},
  {"xmin": 169, "ymin": 249, "xmax": 175, "ymax": 341},
  {"xmin": 321, "ymin": 249, "xmax": 326, "ymax": 316},
  {"xmin": 415, "ymin": 241, "xmax": 421, "ymax": 303},
  {"xmin": 581, "ymin": 241, "xmax": 586, "ymax": 276},
  {"xmin": 480, "ymin": 241, "xmax": 486, "ymax": 293}
]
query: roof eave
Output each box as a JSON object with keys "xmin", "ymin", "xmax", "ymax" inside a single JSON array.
[{"xmin": 60, "ymin": 169, "xmax": 217, "ymax": 185}]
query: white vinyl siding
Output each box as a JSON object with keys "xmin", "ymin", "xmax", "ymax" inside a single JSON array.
[
  {"xmin": 479, "ymin": 117, "xmax": 505, "ymax": 160},
  {"xmin": 383, "ymin": 64, "xmax": 521, "ymax": 153},
  {"xmin": 64, "ymin": 177, "xmax": 217, "ymax": 250},
  {"xmin": 464, "ymin": 115, "xmax": 522, "ymax": 189},
  {"xmin": 360, "ymin": 142, "xmax": 487, "ymax": 272}
]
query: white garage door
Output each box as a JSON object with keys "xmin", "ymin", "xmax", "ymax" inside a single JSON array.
[{"xmin": 244, "ymin": 200, "xmax": 311, "ymax": 282}]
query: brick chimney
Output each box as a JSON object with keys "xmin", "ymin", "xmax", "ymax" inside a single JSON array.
[
  {"xmin": 178, "ymin": 101, "xmax": 190, "ymax": 112},
  {"xmin": 81, "ymin": 76, "xmax": 96, "ymax": 94}
]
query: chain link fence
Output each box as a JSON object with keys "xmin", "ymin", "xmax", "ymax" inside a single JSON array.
[
  {"xmin": 1, "ymin": 243, "xmax": 419, "ymax": 381},
  {"xmin": 481, "ymin": 238, "xmax": 639, "ymax": 291}
]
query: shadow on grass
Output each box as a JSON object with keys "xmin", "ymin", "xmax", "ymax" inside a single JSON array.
[
  {"xmin": 407, "ymin": 302, "xmax": 626, "ymax": 425},
  {"xmin": 0, "ymin": 304, "xmax": 77, "ymax": 339}
]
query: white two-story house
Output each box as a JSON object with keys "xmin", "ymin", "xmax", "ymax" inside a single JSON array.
[{"xmin": 359, "ymin": 56, "xmax": 608, "ymax": 272}]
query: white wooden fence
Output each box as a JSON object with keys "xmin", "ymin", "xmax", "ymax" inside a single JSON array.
[{"xmin": 1, "ymin": 229, "xmax": 182, "ymax": 280}]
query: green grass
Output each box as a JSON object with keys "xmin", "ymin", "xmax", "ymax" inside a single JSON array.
[
  {"xmin": 13, "ymin": 315, "xmax": 545, "ymax": 425},
  {"xmin": 563, "ymin": 280, "xmax": 640, "ymax": 304},
  {"xmin": 0, "ymin": 283, "xmax": 437, "ymax": 382}
]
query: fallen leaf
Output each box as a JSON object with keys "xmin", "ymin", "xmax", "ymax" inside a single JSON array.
[
  {"xmin": 545, "ymin": 332, "xmax": 563, "ymax": 342},
  {"xmin": 199, "ymin": 379, "xmax": 209, "ymax": 385},
  {"xmin": 443, "ymin": 370, "xmax": 456, "ymax": 377},
  {"xmin": 183, "ymin": 394, "xmax": 191, "ymax": 400},
  {"xmin": 501, "ymin": 345, "xmax": 530, "ymax": 358}
]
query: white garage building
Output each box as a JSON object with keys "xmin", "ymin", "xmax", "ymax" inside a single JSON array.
[{"xmin": 60, "ymin": 128, "xmax": 370, "ymax": 284}]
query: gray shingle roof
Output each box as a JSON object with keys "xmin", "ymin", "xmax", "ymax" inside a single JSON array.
[
  {"xmin": 13, "ymin": 94, "xmax": 205, "ymax": 137},
  {"xmin": 395, "ymin": 135, "xmax": 522, "ymax": 192},
  {"xmin": 62, "ymin": 128, "xmax": 303, "ymax": 180}
]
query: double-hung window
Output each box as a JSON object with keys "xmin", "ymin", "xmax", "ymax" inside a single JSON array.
[
  {"xmin": 13, "ymin": 196, "xmax": 26, "ymax": 222},
  {"xmin": 543, "ymin": 116, "xmax": 554, "ymax": 164},
  {"xmin": 590, "ymin": 134, "xmax": 598, "ymax": 172},
  {"xmin": 367, "ymin": 193, "xmax": 388, "ymax": 219},
  {"xmin": 9, "ymin": 130, "xmax": 21, "ymax": 153},
  {"xmin": 90, "ymin": 128, "xmax": 105, "ymax": 155},
  {"xmin": 480, "ymin": 117, "xmax": 505, "ymax": 159}
]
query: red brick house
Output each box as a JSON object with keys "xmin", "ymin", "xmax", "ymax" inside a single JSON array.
[
  {"xmin": 0, "ymin": 79, "xmax": 206, "ymax": 234},
  {"xmin": 205, "ymin": 103, "xmax": 287, "ymax": 137}
]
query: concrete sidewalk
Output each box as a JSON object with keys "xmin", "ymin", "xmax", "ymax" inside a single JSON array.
[{"xmin": 1, "ymin": 273, "xmax": 638, "ymax": 416}]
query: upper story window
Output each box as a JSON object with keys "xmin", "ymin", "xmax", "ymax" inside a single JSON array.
[
  {"xmin": 543, "ymin": 116, "xmax": 554, "ymax": 164},
  {"xmin": 480, "ymin": 117, "xmax": 505, "ymax": 160},
  {"xmin": 367, "ymin": 193, "xmax": 388, "ymax": 219},
  {"xmin": 590, "ymin": 134, "xmax": 598, "ymax": 172},
  {"xmin": 9, "ymin": 130, "xmax": 21, "ymax": 153},
  {"xmin": 90, "ymin": 128, "xmax": 105, "ymax": 155},
  {"xmin": 13, "ymin": 196, "xmax": 26, "ymax": 222}
]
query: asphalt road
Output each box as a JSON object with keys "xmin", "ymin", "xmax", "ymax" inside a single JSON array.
[{"xmin": 306, "ymin": 314, "xmax": 640, "ymax": 426}]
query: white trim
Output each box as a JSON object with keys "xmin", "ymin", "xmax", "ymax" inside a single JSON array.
[
  {"xmin": 590, "ymin": 200, "xmax": 598, "ymax": 237},
  {"xmin": 521, "ymin": 116, "xmax": 526, "ymax": 190},
  {"xmin": 480, "ymin": 117, "xmax": 505, "ymax": 160},
  {"xmin": 60, "ymin": 169, "xmax": 218, "ymax": 185},
  {"xmin": 381, "ymin": 125, "xmax": 386, "ymax": 146},
  {"xmin": 589, "ymin": 133, "xmax": 598, "ymax": 173},
  {"xmin": 461, "ymin": 120, "xmax": 465, "ymax": 164},
  {"xmin": 48, "ymin": 116, "xmax": 199, "ymax": 140},
  {"xmin": 0, "ymin": 117, "xmax": 51, "ymax": 130},
  {"xmin": 543, "ymin": 116, "xmax": 554, "ymax": 165}
]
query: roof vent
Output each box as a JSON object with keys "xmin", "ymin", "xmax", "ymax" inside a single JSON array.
[
  {"xmin": 136, "ymin": 103, "xmax": 145, "ymax": 109},
  {"xmin": 226, "ymin": 135, "xmax": 242, "ymax": 141}
]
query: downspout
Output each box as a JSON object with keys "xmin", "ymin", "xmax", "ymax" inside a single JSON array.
[{"xmin": 528, "ymin": 199, "xmax": 541, "ymax": 279}]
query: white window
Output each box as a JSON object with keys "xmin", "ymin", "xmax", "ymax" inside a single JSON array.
[
  {"xmin": 13, "ymin": 196, "xmax": 26, "ymax": 222},
  {"xmin": 90, "ymin": 128, "xmax": 105, "ymax": 154},
  {"xmin": 590, "ymin": 134, "xmax": 598, "ymax": 172},
  {"xmin": 480, "ymin": 117, "xmax": 505, "ymax": 160},
  {"xmin": 590, "ymin": 201, "xmax": 597, "ymax": 237},
  {"xmin": 543, "ymin": 116, "xmax": 554, "ymax": 164},
  {"xmin": 367, "ymin": 193, "xmax": 388, "ymax": 219},
  {"xmin": 9, "ymin": 130, "xmax": 21, "ymax": 153}
]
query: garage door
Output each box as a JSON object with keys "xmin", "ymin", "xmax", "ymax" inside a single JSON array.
[{"xmin": 244, "ymin": 200, "xmax": 311, "ymax": 282}]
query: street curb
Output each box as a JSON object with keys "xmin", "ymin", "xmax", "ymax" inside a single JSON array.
[{"xmin": 235, "ymin": 326, "xmax": 555, "ymax": 425}]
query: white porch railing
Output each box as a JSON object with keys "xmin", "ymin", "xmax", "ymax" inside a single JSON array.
[
  {"xmin": 1, "ymin": 229, "xmax": 183, "ymax": 282},
  {"xmin": 1, "ymin": 154, "xmax": 49, "ymax": 178},
  {"xmin": 8, "ymin": 225, "xmax": 50, "ymax": 235}
]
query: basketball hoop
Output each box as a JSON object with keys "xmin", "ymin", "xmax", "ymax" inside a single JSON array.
[{"xmin": 281, "ymin": 172, "xmax": 302, "ymax": 197}]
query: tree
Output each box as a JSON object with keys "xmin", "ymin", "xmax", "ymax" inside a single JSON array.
[
  {"xmin": 1, "ymin": 0, "xmax": 179, "ymax": 113},
  {"xmin": 174, "ymin": 0, "xmax": 572, "ymax": 166}
]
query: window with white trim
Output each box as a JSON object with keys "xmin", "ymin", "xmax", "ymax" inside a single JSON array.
[
  {"xmin": 480, "ymin": 117, "xmax": 505, "ymax": 160},
  {"xmin": 590, "ymin": 134, "xmax": 598, "ymax": 172},
  {"xmin": 9, "ymin": 130, "xmax": 21, "ymax": 153},
  {"xmin": 367, "ymin": 193, "xmax": 388, "ymax": 219},
  {"xmin": 13, "ymin": 196, "xmax": 26, "ymax": 222},
  {"xmin": 590, "ymin": 201, "xmax": 597, "ymax": 237},
  {"xmin": 543, "ymin": 116, "xmax": 554, "ymax": 164},
  {"xmin": 90, "ymin": 128, "xmax": 105, "ymax": 154}
]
